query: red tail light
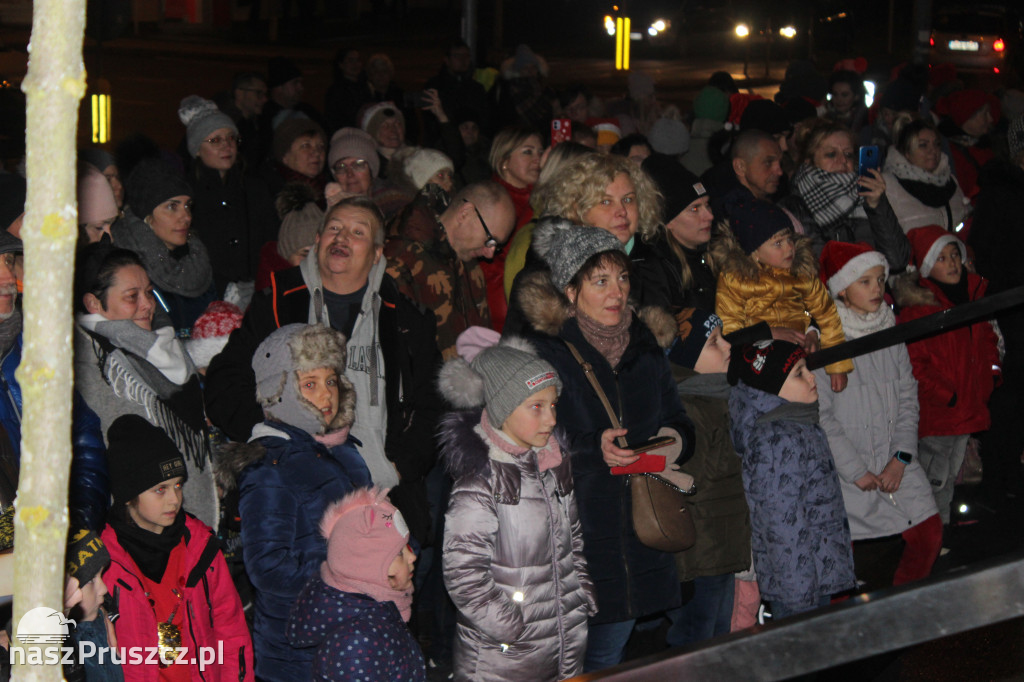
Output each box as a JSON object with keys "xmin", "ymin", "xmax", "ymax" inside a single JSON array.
[
  {"xmin": 993, "ymin": 38, "xmax": 1005, "ymax": 52},
  {"xmin": 929, "ymin": 35, "xmax": 935, "ymax": 46}
]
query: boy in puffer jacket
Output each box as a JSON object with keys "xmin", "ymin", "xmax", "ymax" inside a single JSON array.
[
  {"xmin": 286, "ymin": 486, "xmax": 425, "ymax": 681},
  {"xmin": 438, "ymin": 337, "xmax": 596, "ymax": 682},
  {"xmin": 728, "ymin": 340, "xmax": 856, "ymax": 620}
]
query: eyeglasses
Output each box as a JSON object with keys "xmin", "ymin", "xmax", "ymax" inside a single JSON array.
[
  {"xmin": 464, "ymin": 199, "xmax": 503, "ymax": 253},
  {"xmin": 204, "ymin": 134, "xmax": 240, "ymax": 147},
  {"xmin": 0, "ymin": 253, "xmax": 22, "ymax": 271},
  {"xmin": 333, "ymin": 159, "xmax": 369, "ymax": 175}
]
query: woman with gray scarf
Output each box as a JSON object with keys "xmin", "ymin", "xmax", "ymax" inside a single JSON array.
[
  {"xmin": 73, "ymin": 243, "xmax": 218, "ymax": 529},
  {"xmin": 111, "ymin": 158, "xmax": 216, "ymax": 336}
]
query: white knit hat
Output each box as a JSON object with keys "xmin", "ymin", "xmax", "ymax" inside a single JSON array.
[{"xmin": 402, "ymin": 148, "xmax": 453, "ymax": 190}]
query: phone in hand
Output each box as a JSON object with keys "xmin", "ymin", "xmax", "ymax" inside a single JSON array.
[
  {"xmin": 858, "ymin": 145, "xmax": 879, "ymax": 178},
  {"xmin": 609, "ymin": 435, "xmax": 677, "ymax": 475},
  {"xmin": 551, "ymin": 118, "xmax": 572, "ymax": 146}
]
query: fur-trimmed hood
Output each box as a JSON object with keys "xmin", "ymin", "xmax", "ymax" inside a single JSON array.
[
  {"xmin": 890, "ymin": 269, "xmax": 939, "ymax": 309},
  {"xmin": 709, "ymin": 222, "xmax": 817, "ymax": 283},
  {"xmin": 513, "ymin": 268, "xmax": 678, "ymax": 349},
  {"xmin": 215, "ymin": 439, "xmax": 268, "ymax": 493},
  {"xmin": 439, "ymin": 408, "xmax": 573, "ymax": 496}
]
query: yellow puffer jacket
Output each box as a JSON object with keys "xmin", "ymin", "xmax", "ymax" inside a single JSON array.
[{"xmin": 712, "ymin": 232, "xmax": 853, "ymax": 375}]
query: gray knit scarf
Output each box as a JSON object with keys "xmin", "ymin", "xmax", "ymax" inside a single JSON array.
[
  {"xmin": 78, "ymin": 314, "xmax": 210, "ymax": 472},
  {"xmin": 112, "ymin": 211, "xmax": 213, "ymax": 298},
  {"xmin": 677, "ymin": 372, "xmax": 731, "ymax": 400},
  {"xmin": 756, "ymin": 400, "xmax": 820, "ymax": 425}
]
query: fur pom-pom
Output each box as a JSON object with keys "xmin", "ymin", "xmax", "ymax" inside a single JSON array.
[
  {"xmin": 437, "ymin": 357, "xmax": 485, "ymax": 408},
  {"xmin": 320, "ymin": 486, "xmax": 390, "ymax": 539},
  {"xmin": 177, "ymin": 95, "xmax": 219, "ymax": 127},
  {"xmin": 531, "ymin": 216, "xmax": 579, "ymax": 260},
  {"xmin": 498, "ymin": 336, "xmax": 539, "ymax": 355},
  {"xmin": 275, "ymin": 182, "xmax": 318, "ymax": 220}
]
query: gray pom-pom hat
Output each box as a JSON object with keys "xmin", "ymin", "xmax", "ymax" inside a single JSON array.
[
  {"xmin": 532, "ymin": 217, "xmax": 626, "ymax": 292},
  {"xmin": 438, "ymin": 336, "xmax": 561, "ymax": 428},
  {"xmin": 178, "ymin": 95, "xmax": 239, "ymax": 158}
]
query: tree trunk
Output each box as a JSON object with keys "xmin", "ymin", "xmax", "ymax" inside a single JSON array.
[{"xmin": 11, "ymin": 1, "xmax": 86, "ymax": 679}]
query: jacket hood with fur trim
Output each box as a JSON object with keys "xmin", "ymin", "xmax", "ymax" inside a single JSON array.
[
  {"xmin": 709, "ymin": 222, "xmax": 817, "ymax": 283},
  {"xmin": 513, "ymin": 269, "xmax": 678, "ymax": 349}
]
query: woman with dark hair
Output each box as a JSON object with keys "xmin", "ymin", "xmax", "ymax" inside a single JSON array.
[
  {"xmin": 514, "ymin": 220, "xmax": 691, "ymax": 672},
  {"xmin": 112, "ymin": 159, "xmax": 217, "ymax": 334},
  {"xmin": 825, "ymin": 70, "xmax": 868, "ymax": 134},
  {"xmin": 779, "ymin": 118, "xmax": 909, "ymax": 270},
  {"xmin": 884, "ymin": 114, "xmax": 967, "ymax": 232},
  {"xmin": 73, "ymin": 243, "xmax": 218, "ymax": 530},
  {"xmin": 178, "ymin": 95, "xmax": 278, "ymax": 295}
]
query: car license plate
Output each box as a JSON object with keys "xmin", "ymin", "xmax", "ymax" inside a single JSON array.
[{"xmin": 948, "ymin": 40, "xmax": 979, "ymax": 51}]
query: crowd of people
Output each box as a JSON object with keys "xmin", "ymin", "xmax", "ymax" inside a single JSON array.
[{"xmin": 0, "ymin": 42, "xmax": 1022, "ymax": 682}]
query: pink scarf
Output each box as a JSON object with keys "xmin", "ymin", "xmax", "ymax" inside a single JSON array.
[
  {"xmin": 481, "ymin": 409, "xmax": 563, "ymax": 472},
  {"xmin": 321, "ymin": 564, "xmax": 414, "ymax": 622},
  {"xmin": 572, "ymin": 305, "xmax": 632, "ymax": 368}
]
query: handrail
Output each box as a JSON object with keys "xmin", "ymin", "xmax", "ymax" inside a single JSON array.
[{"xmin": 573, "ymin": 550, "xmax": 1024, "ymax": 681}]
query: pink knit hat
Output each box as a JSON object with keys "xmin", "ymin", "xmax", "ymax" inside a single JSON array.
[
  {"xmin": 77, "ymin": 166, "xmax": 119, "ymax": 225},
  {"xmin": 320, "ymin": 487, "xmax": 413, "ymax": 619}
]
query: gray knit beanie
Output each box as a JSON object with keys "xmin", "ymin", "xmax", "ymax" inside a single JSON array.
[
  {"xmin": 178, "ymin": 95, "xmax": 239, "ymax": 158},
  {"xmin": 275, "ymin": 183, "xmax": 324, "ymax": 260},
  {"xmin": 327, "ymin": 127, "xmax": 380, "ymax": 179},
  {"xmin": 532, "ymin": 217, "xmax": 626, "ymax": 292},
  {"xmin": 438, "ymin": 337, "xmax": 561, "ymax": 428},
  {"xmin": 252, "ymin": 323, "xmax": 355, "ymax": 437}
]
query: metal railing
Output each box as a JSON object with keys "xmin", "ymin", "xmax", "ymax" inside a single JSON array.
[{"xmin": 575, "ymin": 551, "xmax": 1024, "ymax": 681}]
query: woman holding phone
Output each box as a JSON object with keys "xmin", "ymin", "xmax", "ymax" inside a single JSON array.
[
  {"xmin": 779, "ymin": 119, "xmax": 910, "ymax": 271},
  {"xmin": 514, "ymin": 219, "xmax": 693, "ymax": 672}
]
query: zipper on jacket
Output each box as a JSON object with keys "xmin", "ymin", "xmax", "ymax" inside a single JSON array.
[
  {"xmin": 187, "ymin": 601, "xmax": 208, "ymax": 682},
  {"xmin": 612, "ymin": 370, "xmax": 635, "ymax": 617},
  {"xmin": 537, "ymin": 459, "xmax": 568, "ymax": 669}
]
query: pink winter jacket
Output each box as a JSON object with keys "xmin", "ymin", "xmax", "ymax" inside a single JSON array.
[{"xmin": 102, "ymin": 515, "xmax": 254, "ymax": 682}]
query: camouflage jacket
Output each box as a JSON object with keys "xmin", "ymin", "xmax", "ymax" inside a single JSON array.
[{"xmin": 385, "ymin": 201, "xmax": 490, "ymax": 360}]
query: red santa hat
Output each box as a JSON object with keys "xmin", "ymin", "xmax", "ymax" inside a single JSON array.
[
  {"xmin": 185, "ymin": 300, "xmax": 243, "ymax": 369},
  {"xmin": 907, "ymin": 225, "xmax": 967, "ymax": 279},
  {"xmin": 818, "ymin": 241, "xmax": 889, "ymax": 299}
]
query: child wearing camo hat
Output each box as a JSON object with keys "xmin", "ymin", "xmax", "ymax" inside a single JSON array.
[{"xmin": 437, "ymin": 336, "xmax": 595, "ymax": 681}]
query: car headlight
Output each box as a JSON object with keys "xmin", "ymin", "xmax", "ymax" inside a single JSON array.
[
  {"xmin": 780, "ymin": 26, "xmax": 797, "ymax": 39},
  {"xmin": 735, "ymin": 23, "xmax": 750, "ymax": 38}
]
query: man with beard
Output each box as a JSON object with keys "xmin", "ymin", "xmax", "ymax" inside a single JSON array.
[
  {"xmin": 0, "ymin": 231, "xmax": 108, "ymax": 529},
  {"xmin": 204, "ymin": 197, "xmax": 441, "ymax": 544}
]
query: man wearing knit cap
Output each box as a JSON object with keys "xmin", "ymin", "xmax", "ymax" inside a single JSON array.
[
  {"xmin": 260, "ymin": 57, "xmax": 323, "ymax": 143},
  {"xmin": 204, "ymin": 196, "xmax": 441, "ymax": 544},
  {"xmin": 385, "ymin": 180, "xmax": 515, "ymax": 360}
]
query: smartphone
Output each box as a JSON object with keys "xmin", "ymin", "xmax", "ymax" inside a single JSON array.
[
  {"xmin": 551, "ymin": 118, "xmax": 572, "ymax": 146},
  {"xmin": 626, "ymin": 435, "xmax": 677, "ymax": 454},
  {"xmin": 610, "ymin": 453, "xmax": 666, "ymax": 476},
  {"xmin": 858, "ymin": 145, "xmax": 879, "ymax": 178}
]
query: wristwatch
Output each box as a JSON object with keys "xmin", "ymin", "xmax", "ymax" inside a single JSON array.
[{"xmin": 894, "ymin": 451, "xmax": 913, "ymax": 465}]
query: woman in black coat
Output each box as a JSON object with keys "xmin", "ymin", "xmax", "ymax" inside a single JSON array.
[{"xmin": 514, "ymin": 218, "xmax": 692, "ymax": 672}]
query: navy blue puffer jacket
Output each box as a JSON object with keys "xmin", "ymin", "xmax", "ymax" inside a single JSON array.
[{"xmin": 0, "ymin": 334, "xmax": 109, "ymax": 529}]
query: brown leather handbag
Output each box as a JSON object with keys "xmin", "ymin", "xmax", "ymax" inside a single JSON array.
[{"xmin": 564, "ymin": 341, "xmax": 696, "ymax": 553}]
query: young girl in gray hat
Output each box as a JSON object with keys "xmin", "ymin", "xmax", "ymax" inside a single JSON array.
[{"xmin": 438, "ymin": 336, "xmax": 595, "ymax": 681}]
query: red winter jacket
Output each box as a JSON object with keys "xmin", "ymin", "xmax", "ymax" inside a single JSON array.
[
  {"xmin": 898, "ymin": 273, "xmax": 1000, "ymax": 437},
  {"xmin": 102, "ymin": 515, "xmax": 254, "ymax": 682}
]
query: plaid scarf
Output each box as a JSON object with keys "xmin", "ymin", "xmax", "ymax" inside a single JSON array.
[{"xmin": 793, "ymin": 164, "xmax": 865, "ymax": 228}]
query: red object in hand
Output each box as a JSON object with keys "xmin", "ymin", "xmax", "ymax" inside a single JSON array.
[{"xmin": 611, "ymin": 453, "xmax": 666, "ymax": 476}]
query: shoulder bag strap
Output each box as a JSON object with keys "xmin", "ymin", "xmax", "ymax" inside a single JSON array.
[{"xmin": 563, "ymin": 340, "xmax": 628, "ymax": 448}]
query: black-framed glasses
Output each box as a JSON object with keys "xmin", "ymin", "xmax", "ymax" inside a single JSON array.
[{"xmin": 464, "ymin": 199, "xmax": 503, "ymax": 253}]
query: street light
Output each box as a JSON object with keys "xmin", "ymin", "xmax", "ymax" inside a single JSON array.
[
  {"xmin": 779, "ymin": 26, "xmax": 797, "ymax": 39},
  {"xmin": 735, "ymin": 23, "xmax": 750, "ymax": 38}
]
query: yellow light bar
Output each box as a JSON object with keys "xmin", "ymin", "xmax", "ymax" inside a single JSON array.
[{"xmin": 90, "ymin": 93, "xmax": 110, "ymax": 144}]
